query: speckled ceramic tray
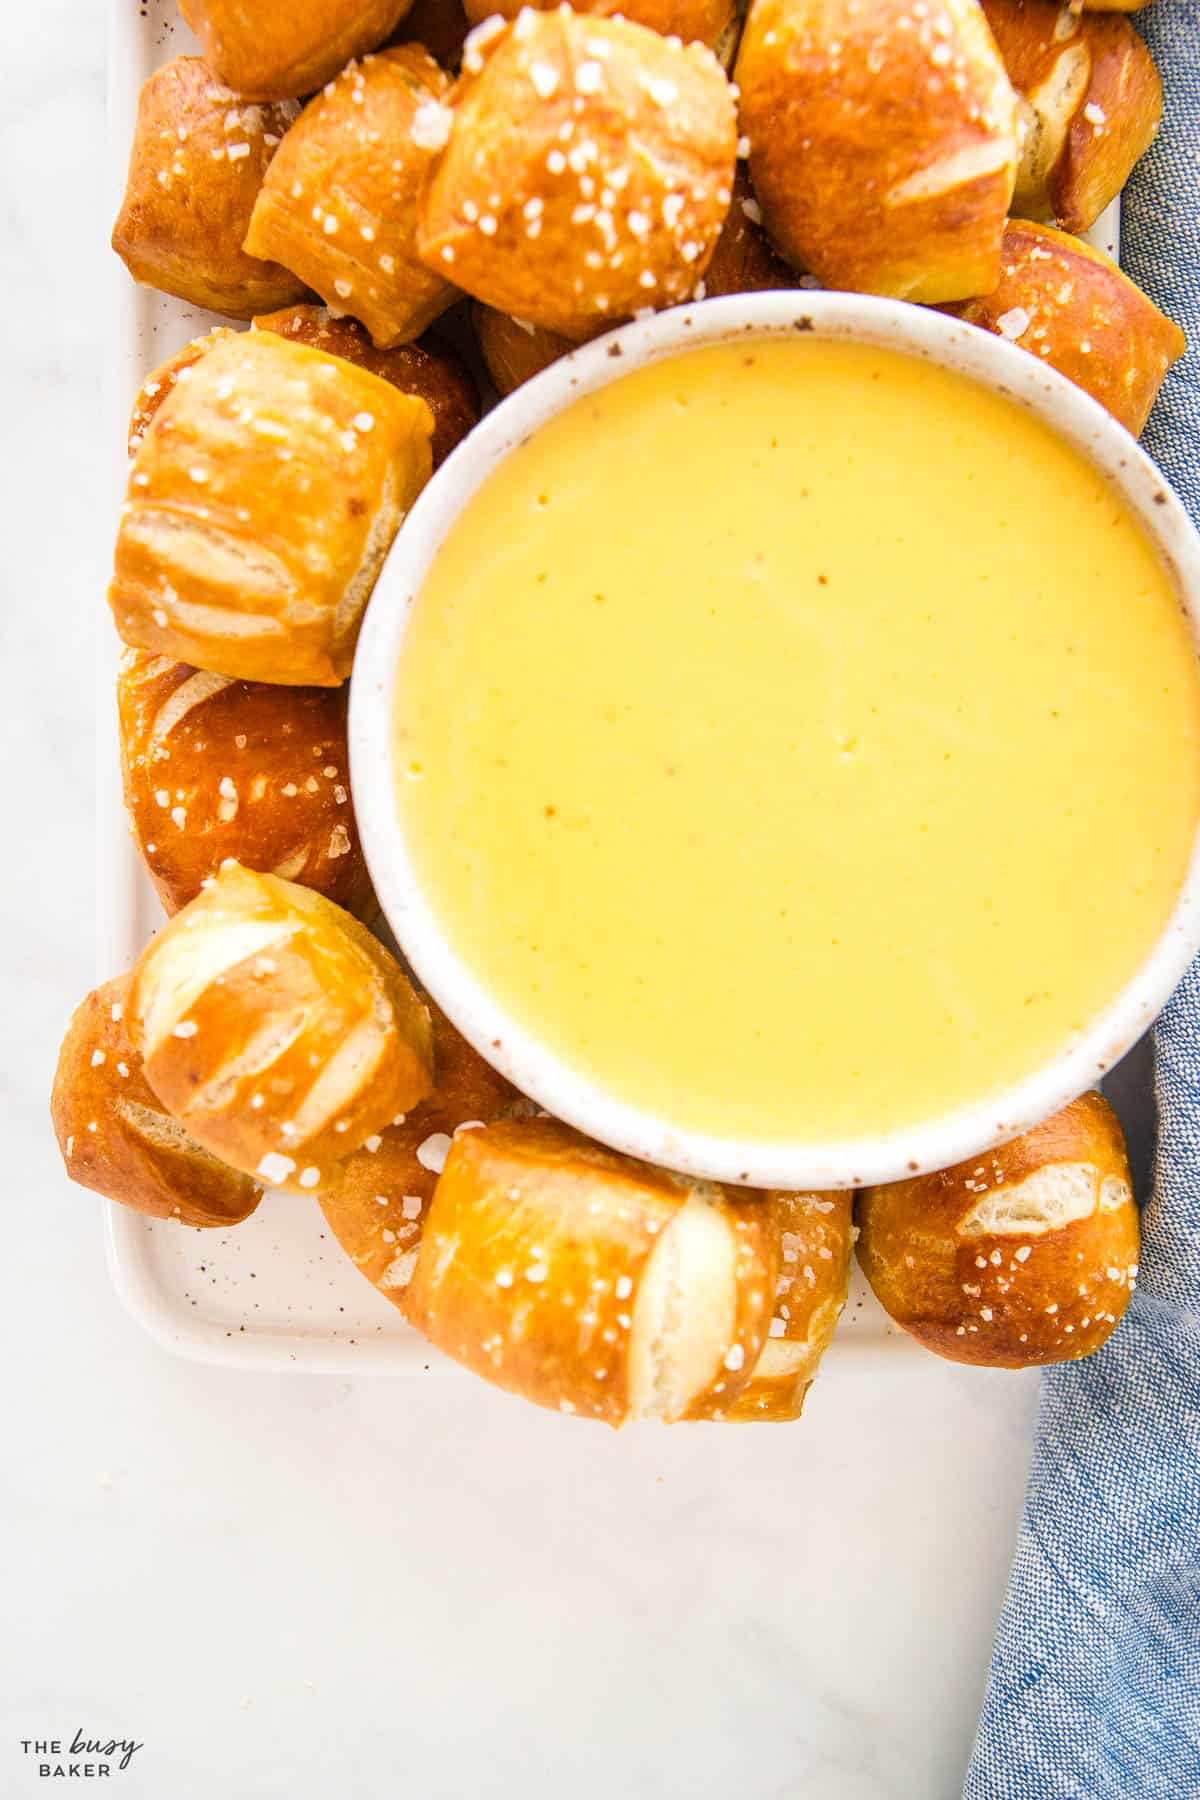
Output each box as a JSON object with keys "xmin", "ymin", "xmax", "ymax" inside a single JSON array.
[{"xmin": 103, "ymin": 0, "xmax": 1124, "ymax": 1370}]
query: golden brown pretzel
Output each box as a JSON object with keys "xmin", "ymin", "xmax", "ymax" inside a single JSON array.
[
  {"xmin": 981, "ymin": 0, "xmax": 1161, "ymax": 233},
  {"xmin": 109, "ymin": 330, "xmax": 433, "ymax": 686},
  {"xmin": 116, "ymin": 648, "xmax": 375, "ymax": 921},
  {"xmin": 178, "ymin": 0, "xmax": 414, "ymax": 101},
  {"xmin": 856, "ymin": 1093, "xmax": 1140, "ymax": 1367},
  {"xmin": 418, "ymin": 9, "xmax": 737, "ymax": 340},
  {"xmin": 736, "ymin": 0, "xmax": 1018, "ymax": 302},
  {"xmin": 52, "ymin": 976, "xmax": 262, "ymax": 1228},
  {"xmin": 113, "ymin": 58, "xmax": 307, "ymax": 319},
  {"xmin": 245, "ymin": 48, "xmax": 458, "ymax": 349},
  {"xmin": 944, "ymin": 220, "xmax": 1185, "ymax": 437},
  {"xmin": 402, "ymin": 1117, "xmax": 778, "ymax": 1423},
  {"xmin": 125, "ymin": 864, "xmax": 435, "ymax": 1192}
]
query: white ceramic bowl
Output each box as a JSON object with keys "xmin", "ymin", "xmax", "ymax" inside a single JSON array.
[{"xmin": 350, "ymin": 290, "xmax": 1200, "ymax": 1190}]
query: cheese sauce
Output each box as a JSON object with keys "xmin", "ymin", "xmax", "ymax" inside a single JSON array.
[{"xmin": 394, "ymin": 338, "xmax": 1200, "ymax": 1146}]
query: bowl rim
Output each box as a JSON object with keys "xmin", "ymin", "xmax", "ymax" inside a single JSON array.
[{"xmin": 349, "ymin": 289, "xmax": 1200, "ymax": 1190}]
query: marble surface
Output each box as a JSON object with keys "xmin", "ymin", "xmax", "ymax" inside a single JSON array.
[{"xmin": 0, "ymin": 5, "xmax": 1046, "ymax": 1794}]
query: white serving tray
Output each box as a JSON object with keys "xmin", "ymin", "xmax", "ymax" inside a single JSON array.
[{"xmin": 103, "ymin": 0, "xmax": 1119, "ymax": 1370}]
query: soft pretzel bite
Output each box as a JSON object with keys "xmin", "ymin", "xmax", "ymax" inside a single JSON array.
[
  {"xmin": 736, "ymin": 0, "xmax": 1018, "ymax": 303},
  {"xmin": 126, "ymin": 864, "xmax": 434, "ymax": 1192},
  {"xmin": 981, "ymin": 0, "xmax": 1161, "ymax": 233},
  {"xmin": 944, "ymin": 220, "xmax": 1184, "ymax": 436},
  {"xmin": 473, "ymin": 305, "xmax": 578, "ymax": 395},
  {"xmin": 716, "ymin": 1192, "xmax": 853, "ymax": 1421},
  {"xmin": 113, "ymin": 58, "xmax": 307, "ymax": 319},
  {"xmin": 116, "ymin": 649, "xmax": 375, "ymax": 921},
  {"xmin": 245, "ymin": 48, "xmax": 458, "ymax": 349},
  {"xmin": 178, "ymin": 0, "xmax": 414, "ymax": 102},
  {"xmin": 319, "ymin": 1006, "xmax": 527, "ymax": 1301},
  {"xmin": 52, "ymin": 976, "xmax": 262, "ymax": 1228},
  {"xmin": 110, "ymin": 330, "xmax": 433, "ymax": 687},
  {"xmin": 402, "ymin": 1117, "xmax": 777, "ymax": 1423},
  {"xmin": 461, "ymin": 0, "xmax": 737, "ymax": 53},
  {"xmin": 252, "ymin": 305, "xmax": 479, "ymax": 466},
  {"xmin": 418, "ymin": 9, "xmax": 738, "ymax": 341},
  {"xmin": 857, "ymin": 1094, "xmax": 1140, "ymax": 1368}
]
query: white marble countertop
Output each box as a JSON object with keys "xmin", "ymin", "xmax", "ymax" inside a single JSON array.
[{"xmin": 0, "ymin": 5, "xmax": 1043, "ymax": 1794}]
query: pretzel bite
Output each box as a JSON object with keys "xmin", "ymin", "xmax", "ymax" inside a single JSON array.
[
  {"xmin": 110, "ymin": 330, "xmax": 433, "ymax": 687},
  {"xmin": 980, "ymin": 0, "xmax": 1161, "ymax": 233},
  {"xmin": 944, "ymin": 220, "xmax": 1185, "ymax": 436},
  {"xmin": 113, "ymin": 60, "xmax": 307, "ymax": 320},
  {"xmin": 51, "ymin": 976, "xmax": 261, "ymax": 1228},
  {"xmin": 126, "ymin": 863, "xmax": 434, "ymax": 1191},
  {"xmin": 716, "ymin": 1192, "xmax": 852, "ymax": 1421},
  {"xmin": 319, "ymin": 1006, "xmax": 527, "ymax": 1300},
  {"xmin": 252, "ymin": 305, "xmax": 478, "ymax": 466},
  {"xmin": 113, "ymin": 60, "xmax": 305, "ymax": 319},
  {"xmin": 856, "ymin": 1093, "xmax": 1139, "ymax": 1368},
  {"xmin": 402, "ymin": 1117, "xmax": 776, "ymax": 1423},
  {"xmin": 245, "ymin": 49, "xmax": 458, "ymax": 349},
  {"xmin": 116, "ymin": 648, "xmax": 374, "ymax": 920},
  {"xmin": 736, "ymin": 0, "xmax": 1018, "ymax": 303},
  {"xmin": 178, "ymin": 0, "xmax": 413, "ymax": 102},
  {"xmin": 418, "ymin": 9, "xmax": 738, "ymax": 341},
  {"xmin": 461, "ymin": 0, "xmax": 737, "ymax": 53},
  {"xmin": 473, "ymin": 305, "xmax": 577, "ymax": 395}
]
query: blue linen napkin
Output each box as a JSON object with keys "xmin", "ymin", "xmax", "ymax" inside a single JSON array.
[{"xmin": 964, "ymin": 6, "xmax": 1200, "ymax": 1795}]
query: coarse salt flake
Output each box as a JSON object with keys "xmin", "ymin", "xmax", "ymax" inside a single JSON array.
[
  {"xmin": 530, "ymin": 59, "xmax": 560, "ymax": 98},
  {"xmin": 258, "ymin": 1151, "xmax": 296, "ymax": 1183},
  {"xmin": 411, "ymin": 101, "xmax": 453, "ymax": 151},
  {"xmin": 416, "ymin": 1132, "xmax": 453, "ymax": 1173},
  {"xmin": 996, "ymin": 306, "xmax": 1030, "ymax": 340}
]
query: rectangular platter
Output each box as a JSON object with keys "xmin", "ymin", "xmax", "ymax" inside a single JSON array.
[{"xmin": 104, "ymin": 0, "xmax": 1123, "ymax": 1371}]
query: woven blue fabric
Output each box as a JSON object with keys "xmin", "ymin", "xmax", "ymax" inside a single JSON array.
[{"xmin": 965, "ymin": 5, "xmax": 1200, "ymax": 1795}]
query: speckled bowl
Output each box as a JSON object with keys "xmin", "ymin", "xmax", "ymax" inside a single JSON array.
[{"xmin": 350, "ymin": 290, "xmax": 1200, "ymax": 1190}]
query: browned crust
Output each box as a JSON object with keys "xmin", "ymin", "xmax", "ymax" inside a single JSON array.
[
  {"xmin": 252, "ymin": 306, "xmax": 479, "ymax": 466},
  {"xmin": 51, "ymin": 976, "xmax": 262, "ymax": 1228},
  {"xmin": 116, "ymin": 648, "xmax": 376, "ymax": 921},
  {"xmin": 112, "ymin": 58, "xmax": 308, "ymax": 319},
  {"xmin": 318, "ymin": 1005, "xmax": 525, "ymax": 1299},
  {"xmin": 178, "ymin": 0, "xmax": 414, "ymax": 102},
  {"xmin": 126, "ymin": 865, "xmax": 434, "ymax": 1190},
  {"xmin": 944, "ymin": 219, "xmax": 1184, "ymax": 436},
  {"xmin": 857, "ymin": 1093, "xmax": 1140, "ymax": 1368},
  {"xmin": 109, "ymin": 330, "xmax": 433, "ymax": 687},
  {"xmin": 245, "ymin": 48, "xmax": 458, "ymax": 349},
  {"xmin": 981, "ymin": 0, "xmax": 1162, "ymax": 233},
  {"xmin": 473, "ymin": 304, "xmax": 579, "ymax": 394},
  {"xmin": 461, "ymin": 0, "xmax": 737, "ymax": 51},
  {"xmin": 418, "ymin": 10, "xmax": 737, "ymax": 340},
  {"xmin": 736, "ymin": 0, "xmax": 1018, "ymax": 303},
  {"xmin": 403, "ymin": 1118, "xmax": 775, "ymax": 1424}
]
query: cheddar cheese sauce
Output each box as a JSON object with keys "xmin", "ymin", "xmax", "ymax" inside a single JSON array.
[{"xmin": 395, "ymin": 338, "xmax": 1200, "ymax": 1145}]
